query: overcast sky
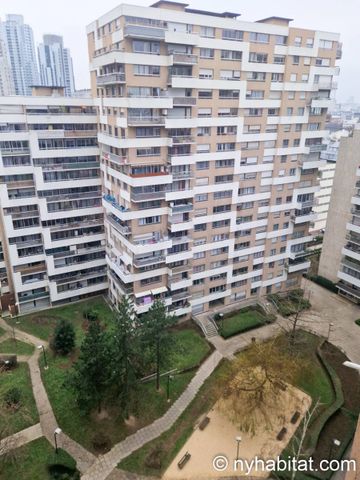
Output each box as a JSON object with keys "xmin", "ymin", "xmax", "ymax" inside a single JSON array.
[{"xmin": 1, "ymin": 0, "xmax": 359, "ymax": 102}]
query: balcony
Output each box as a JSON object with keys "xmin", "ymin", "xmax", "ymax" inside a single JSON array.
[
  {"xmin": 172, "ymin": 53, "xmax": 198, "ymax": 64},
  {"xmin": 337, "ymin": 281, "xmax": 360, "ymax": 300},
  {"xmin": 106, "ymin": 215, "xmax": 131, "ymax": 236},
  {"xmin": 102, "ymin": 151, "xmax": 128, "ymax": 165},
  {"xmin": 124, "ymin": 24, "xmax": 165, "ymax": 40},
  {"xmin": 171, "ymin": 135, "xmax": 195, "ymax": 145},
  {"xmin": 130, "ymin": 190, "xmax": 166, "ymax": 202},
  {"xmin": 286, "ymin": 258, "xmax": 311, "ymax": 273},
  {"xmin": 341, "ymin": 258, "xmax": 360, "ymax": 273},
  {"xmin": 18, "ymin": 291, "xmax": 50, "ymax": 303},
  {"xmin": 307, "ymin": 144, "xmax": 327, "ymax": 153},
  {"xmin": 172, "ymin": 96, "xmax": 197, "ymax": 106},
  {"xmin": 317, "ymin": 81, "xmax": 338, "ymax": 90},
  {"xmin": 133, "ymin": 255, "xmax": 166, "ymax": 267},
  {"xmin": 336, "ymin": 43, "xmax": 342, "ymax": 59},
  {"xmin": 171, "ymin": 170, "xmax": 192, "ymax": 179},
  {"xmin": 96, "ymin": 73, "xmax": 125, "ymax": 86},
  {"xmin": 127, "ymin": 116, "xmax": 166, "ymax": 126},
  {"xmin": 1, "ymin": 147, "xmax": 30, "ymax": 156},
  {"xmin": 170, "ymin": 203, "xmax": 193, "ymax": 214}
]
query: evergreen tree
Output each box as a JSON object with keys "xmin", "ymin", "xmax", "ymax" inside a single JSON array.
[
  {"xmin": 68, "ymin": 320, "xmax": 111, "ymax": 413},
  {"xmin": 139, "ymin": 299, "xmax": 176, "ymax": 390},
  {"xmin": 51, "ymin": 319, "xmax": 75, "ymax": 355}
]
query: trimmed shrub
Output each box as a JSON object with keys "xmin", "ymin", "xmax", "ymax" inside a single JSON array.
[
  {"xmin": 4, "ymin": 387, "xmax": 21, "ymax": 407},
  {"xmin": 83, "ymin": 308, "xmax": 99, "ymax": 322}
]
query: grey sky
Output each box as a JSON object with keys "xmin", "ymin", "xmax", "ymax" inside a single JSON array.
[{"xmin": 1, "ymin": 0, "xmax": 359, "ymax": 102}]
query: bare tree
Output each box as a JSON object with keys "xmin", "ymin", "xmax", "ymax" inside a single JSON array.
[{"xmin": 216, "ymin": 336, "xmax": 307, "ymax": 435}]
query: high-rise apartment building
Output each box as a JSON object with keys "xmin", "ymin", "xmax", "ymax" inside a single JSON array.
[
  {"xmin": 319, "ymin": 126, "xmax": 360, "ymax": 302},
  {"xmin": 0, "ymin": 34, "xmax": 15, "ymax": 96},
  {"xmin": 0, "ymin": 15, "xmax": 39, "ymax": 95},
  {"xmin": 0, "ymin": 86, "xmax": 107, "ymax": 313},
  {"xmin": 87, "ymin": 1, "xmax": 340, "ymax": 317},
  {"xmin": 38, "ymin": 34, "xmax": 75, "ymax": 96}
]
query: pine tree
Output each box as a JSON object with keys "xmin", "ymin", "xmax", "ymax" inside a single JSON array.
[
  {"xmin": 52, "ymin": 319, "xmax": 75, "ymax": 355},
  {"xmin": 68, "ymin": 320, "xmax": 111, "ymax": 413}
]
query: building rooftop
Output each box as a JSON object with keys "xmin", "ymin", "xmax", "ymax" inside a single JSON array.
[
  {"xmin": 256, "ymin": 16, "xmax": 293, "ymax": 24},
  {"xmin": 150, "ymin": 0, "xmax": 241, "ymax": 18}
]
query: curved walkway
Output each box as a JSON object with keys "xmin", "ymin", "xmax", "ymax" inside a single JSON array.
[{"xmin": 1, "ymin": 279, "xmax": 359, "ymax": 480}]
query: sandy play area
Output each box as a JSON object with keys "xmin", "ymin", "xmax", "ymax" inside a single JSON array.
[{"xmin": 163, "ymin": 385, "xmax": 311, "ymax": 479}]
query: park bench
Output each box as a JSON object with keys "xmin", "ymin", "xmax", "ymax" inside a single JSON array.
[
  {"xmin": 277, "ymin": 427, "xmax": 287, "ymax": 441},
  {"xmin": 178, "ymin": 451, "xmax": 191, "ymax": 469},
  {"xmin": 291, "ymin": 411, "xmax": 301, "ymax": 424},
  {"xmin": 199, "ymin": 416, "xmax": 210, "ymax": 430}
]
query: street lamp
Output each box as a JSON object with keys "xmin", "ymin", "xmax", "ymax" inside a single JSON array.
[
  {"xmin": 54, "ymin": 427, "xmax": 62, "ymax": 454},
  {"xmin": 235, "ymin": 436, "xmax": 242, "ymax": 461},
  {"xmin": 327, "ymin": 322, "xmax": 334, "ymax": 341},
  {"xmin": 37, "ymin": 345, "xmax": 48, "ymax": 370},
  {"xmin": 167, "ymin": 374, "xmax": 173, "ymax": 403},
  {"xmin": 328, "ymin": 438, "xmax": 341, "ymax": 460}
]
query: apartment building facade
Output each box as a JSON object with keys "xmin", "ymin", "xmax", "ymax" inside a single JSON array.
[
  {"xmin": 319, "ymin": 126, "xmax": 360, "ymax": 302},
  {"xmin": 87, "ymin": 0, "xmax": 340, "ymax": 316},
  {"xmin": 0, "ymin": 86, "xmax": 107, "ymax": 313}
]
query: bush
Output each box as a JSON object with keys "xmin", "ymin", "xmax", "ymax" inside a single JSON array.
[
  {"xmin": 91, "ymin": 432, "xmax": 111, "ymax": 453},
  {"xmin": 48, "ymin": 464, "xmax": 80, "ymax": 480},
  {"xmin": 51, "ymin": 319, "xmax": 75, "ymax": 356},
  {"xmin": 83, "ymin": 308, "xmax": 99, "ymax": 322},
  {"xmin": 4, "ymin": 387, "xmax": 21, "ymax": 407},
  {"xmin": 355, "ymin": 319, "xmax": 360, "ymax": 327},
  {"xmin": 307, "ymin": 275, "xmax": 337, "ymax": 293}
]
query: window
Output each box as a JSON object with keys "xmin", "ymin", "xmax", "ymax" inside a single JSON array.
[
  {"xmin": 139, "ymin": 215, "xmax": 160, "ymax": 225},
  {"xmin": 249, "ymin": 52, "xmax": 268, "ymax": 63},
  {"xmin": 287, "ymin": 107, "xmax": 293, "ymax": 116},
  {"xmin": 306, "ymin": 38, "xmax": 314, "ymax": 47},
  {"xmin": 133, "ymin": 40, "xmax": 160, "ymax": 54},
  {"xmin": 198, "ymin": 90, "xmax": 212, "ymax": 99},
  {"xmin": 214, "ymin": 190, "xmax": 232, "ymax": 199},
  {"xmin": 293, "ymin": 56, "xmax": 300, "ymax": 65},
  {"xmin": 304, "ymin": 57, "xmax": 311, "ymax": 66},
  {"xmin": 246, "ymin": 90, "xmax": 264, "ymax": 99},
  {"xmin": 271, "ymin": 73, "xmax": 283, "ymax": 82},
  {"xmin": 288, "ymin": 91, "xmax": 295, "ymax": 99},
  {"xmin": 293, "ymin": 139, "xmax": 300, "ymax": 147},
  {"xmin": 200, "ymin": 48, "xmax": 214, "ymax": 59},
  {"xmin": 217, "ymin": 143, "xmax": 235, "ymax": 151},
  {"xmin": 133, "ymin": 65, "xmax": 160, "ymax": 76},
  {"xmin": 273, "ymin": 55, "xmax": 285, "ymax": 64},
  {"xmin": 297, "ymin": 107, "xmax": 305, "ymax": 116},
  {"xmin": 319, "ymin": 39, "xmax": 333, "ymax": 49},
  {"xmin": 294, "ymin": 36, "xmax": 302, "ymax": 47},
  {"xmin": 197, "ymin": 127, "xmax": 211, "ymax": 136},
  {"xmin": 275, "ymin": 35, "xmax": 287, "ymax": 45},
  {"xmin": 238, "ymin": 186, "xmax": 255, "ymax": 195},
  {"xmin": 200, "ymin": 26, "xmax": 215, "ymax": 38},
  {"xmin": 316, "ymin": 58, "xmax": 330, "ymax": 67},
  {"xmin": 222, "ymin": 29, "xmax": 243, "ymax": 41},
  {"xmin": 247, "ymin": 72, "xmax": 266, "ymax": 81},
  {"xmin": 219, "ymin": 90, "xmax": 239, "ymax": 99},
  {"xmin": 195, "ymin": 193, "xmax": 208, "ymax": 202},
  {"xmin": 283, "ymin": 124, "xmax": 291, "ymax": 133},
  {"xmin": 220, "ymin": 69, "xmax": 240, "ymax": 80},
  {"xmin": 301, "ymin": 74, "xmax": 309, "ymax": 82},
  {"xmin": 196, "ymin": 161, "xmax": 209, "ymax": 170},
  {"xmin": 198, "ymin": 108, "xmax": 212, "ymax": 117},
  {"xmin": 249, "ymin": 32, "xmax": 269, "ymax": 43},
  {"xmin": 221, "ymin": 50, "xmax": 242, "ymax": 60},
  {"xmin": 290, "ymin": 73, "xmax": 297, "ymax": 82},
  {"xmin": 199, "ymin": 68, "xmax": 213, "ymax": 79},
  {"xmin": 215, "ymin": 158, "xmax": 234, "ymax": 168},
  {"xmin": 194, "ymin": 251, "xmax": 206, "ymax": 259},
  {"xmin": 217, "ymin": 126, "xmax": 237, "ymax": 135}
]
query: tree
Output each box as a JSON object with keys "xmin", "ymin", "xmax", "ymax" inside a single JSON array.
[
  {"xmin": 216, "ymin": 336, "xmax": 305, "ymax": 435},
  {"xmin": 138, "ymin": 300, "xmax": 176, "ymax": 390},
  {"xmin": 110, "ymin": 296, "xmax": 139, "ymax": 418},
  {"xmin": 51, "ymin": 319, "xmax": 75, "ymax": 356},
  {"xmin": 68, "ymin": 320, "xmax": 111, "ymax": 414}
]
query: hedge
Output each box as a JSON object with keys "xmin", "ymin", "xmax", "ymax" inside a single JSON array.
[{"xmin": 305, "ymin": 275, "xmax": 338, "ymax": 293}]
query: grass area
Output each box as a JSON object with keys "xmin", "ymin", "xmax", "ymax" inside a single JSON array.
[
  {"xmin": 0, "ymin": 437, "xmax": 78, "ymax": 480},
  {"xmin": 7, "ymin": 296, "xmax": 113, "ymax": 344},
  {"xmin": 355, "ymin": 319, "xmax": 360, "ymax": 327},
  {"xmin": 0, "ymin": 338, "xmax": 34, "ymax": 355},
  {"xmin": 268, "ymin": 289, "xmax": 311, "ymax": 316},
  {"xmin": 0, "ymin": 326, "xmax": 5, "ymax": 338},
  {"xmin": 40, "ymin": 327, "xmax": 210, "ymax": 453},
  {"xmin": 218, "ymin": 306, "xmax": 273, "ymax": 339},
  {"xmin": 0, "ymin": 363, "xmax": 39, "ymax": 435},
  {"xmin": 119, "ymin": 359, "xmax": 231, "ymax": 476},
  {"xmin": 119, "ymin": 330, "xmax": 334, "ymax": 477}
]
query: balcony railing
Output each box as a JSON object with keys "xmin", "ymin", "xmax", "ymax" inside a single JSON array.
[
  {"xmin": 172, "ymin": 53, "xmax": 198, "ymax": 64},
  {"xmin": 18, "ymin": 291, "xmax": 49, "ymax": 302},
  {"xmin": 307, "ymin": 144, "xmax": 327, "ymax": 153},
  {"xmin": 170, "ymin": 203, "xmax": 193, "ymax": 213},
  {"xmin": 171, "ymin": 135, "xmax": 195, "ymax": 144},
  {"xmin": 124, "ymin": 24, "xmax": 165, "ymax": 39},
  {"xmin": 96, "ymin": 73, "xmax": 125, "ymax": 86},
  {"xmin": 102, "ymin": 151, "xmax": 128, "ymax": 165},
  {"xmin": 172, "ymin": 96, "xmax": 197, "ymax": 106},
  {"xmin": 106, "ymin": 215, "xmax": 131, "ymax": 236},
  {"xmin": 133, "ymin": 255, "xmax": 165, "ymax": 267},
  {"xmin": 130, "ymin": 190, "xmax": 166, "ymax": 202},
  {"xmin": 127, "ymin": 116, "xmax": 166, "ymax": 126},
  {"xmin": 1, "ymin": 147, "xmax": 30, "ymax": 155}
]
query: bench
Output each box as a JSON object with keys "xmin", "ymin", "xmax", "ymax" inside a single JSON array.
[
  {"xmin": 178, "ymin": 451, "xmax": 191, "ymax": 469},
  {"xmin": 290, "ymin": 411, "xmax": 301, "ymax": 424},
  {"xmin": 199, "ymin": 416, "xmax": 210, "ymax": 431},
  {"xmin": 0, "ymin": 355, "xmax": 17, "ymax": 370},
  {"xmin": 277, "ymin": 427, "xmax": 287, "ymax": 441}
]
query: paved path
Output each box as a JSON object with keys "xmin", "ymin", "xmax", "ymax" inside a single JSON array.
[
  {"xmin": 0, "ymin": 423, "xmax": 42, "ymax": 454},
  {"xmin": 0, "ymin": 316, "xmax": 96, "ymax": 474},
  {"xmin": 81, "ymin": 351, "xmax": 223, "ymax": 480}
]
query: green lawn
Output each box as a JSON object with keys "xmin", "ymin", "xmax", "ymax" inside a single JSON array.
[
  {"xmin": 7, "ymin": 296, "xmax": 113, "ymax": 344},
  {"xmin": 0, "ymin": 437, "xmax": 78, "ymax": 480},
  {"xmin": 0, "ymin": 363, "xmax": 39, "ymax": 435},
  {"xmin": 0, "ymin": 338, "xmax": 34, "ymax": 356},
  {"xmin": 0, "ymin": 326, "xmax": 5, "ymax": 338},
  {"xmin": 219, "ymin": 306, "xmax": 271, "ymax": 338},
  {"xmin": 40, "ymin": 327, "xmax": 210, "ymax": 453},
  {"xmin": 119, "ymin": 331, "xmax": 334, "ymax": 477},
  {"xmin": 119, "ymin": 359, "xmax": 231, "ymax": 476}
]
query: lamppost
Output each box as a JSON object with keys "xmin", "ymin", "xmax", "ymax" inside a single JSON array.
[
  {"xmin": 38, "ymin": 345, "xmax": 48, "ymax": 370},
  {"xmin": 167, "ymin": 374, "xmax": 173, "ymax": 403},
  {"xmin": 343, "ymin": 361, "xmax": 360, "ymax": 371},
  {"xmin": 235, "ymin": 436, "xmax": 242, "ymax": 461},
  {"xmin": 328, "ymin": 438, "xmax": 341, "ymax": 460},
  {"xmin": 327, "ymin": 322, "xmax": 334, "ymax": 341},
  {"xmin": 54, "ymin": 427, "xmax": 62, "ymax": 454}
]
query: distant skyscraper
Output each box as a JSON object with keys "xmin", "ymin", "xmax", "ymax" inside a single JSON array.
[
  {"xmin": 38, "ymin": 34, "xmax": 75, "ymax": 96},
  {"xmin": 0, "ymin": 34, "xmax": 14, "ymax": 96},
  {"xmin": 0, "ymin": 15, "xmax": 39, "ymax": 95}
]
